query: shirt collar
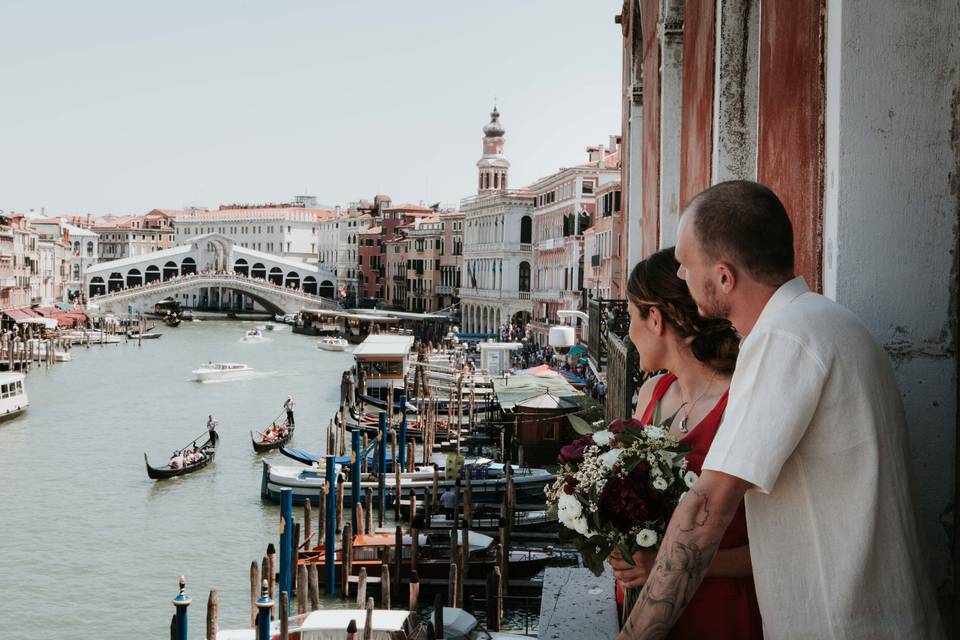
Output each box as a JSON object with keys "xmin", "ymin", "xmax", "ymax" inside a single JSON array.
[{"xmin": 753, "ymin": 276, "xmax": 809, "ymax": 329}]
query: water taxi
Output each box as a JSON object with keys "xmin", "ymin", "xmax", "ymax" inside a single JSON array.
[
  {"xmin": 242, "ymin": 328, "xmax": 265, "ymax": 342},
  {"xmin": 316, "ymin": 336, "xmax": 349, "ymax": 351},
  {"xmin": 0, "ymin": 372, "xmax": 28, "ymax": 421},
  {"xmin": 192, "ymin": 362, "xmax": 255, "ymax": 382}
]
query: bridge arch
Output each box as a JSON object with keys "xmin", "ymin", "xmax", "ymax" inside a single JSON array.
[
  {"xmin": 126, "ymin": 269, "xmax": 142, "ymax": 288},
  {"xmin": 285, "ymin": 271, "xmax": 300, "ymax": 290},
  {"xmin": 90, "ymin": 277, "xmax": 105, "ymax": 297},
  {"xmin": 251, "ymin": 263, "xmax": 266, "ymax": 280},
  {"xmin": 318, "ymin": 279, "xmax": 334, "ymax": 298},
  {"xmin": 303, "ymin": 276, "xmax": 317, "ymax": 295},
  {"xmin": 181, "ymin": 257, "xmax": 196, "ymax": 276},
  {"xmin": 108, "ymin": 272, "xmax": 124, "ymax": 293},
  {"xmin": 162, "ymin": 261, "xmax": 179, "ymax": 281},
  {"xmin": 233, "ymin": 258, "xmax": 248, "ymax": 277},
  {"xmin": 268, "ymin": 267, "xmax": 283, "ymax": 286},
  {"xmin": 145, "ymin": 265, "xmax": 161, "ymax": 284}
]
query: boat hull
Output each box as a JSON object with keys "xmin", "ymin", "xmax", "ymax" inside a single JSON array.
[
  {"xmin": 192, "ymin": 369, "xmax": 255, "ymax": 382},
  {"xmin": 145, "ymin": 432, "xmax": 218, "ymax": 480},
  {"xmin": 251, "ymin": 425, "xmax": 295, "ymax": 452}
]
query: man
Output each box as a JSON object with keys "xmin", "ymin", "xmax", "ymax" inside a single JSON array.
[
  {"xmin": 439, "ymin": 488, "xmax": 456, "ymax": 520},
  {"xmin": 284, "ymin": 396, "xmax": 295, "ymax": 427},
  {"xmin": 206, "ymin": 415, "xmax": 217, "ymax": 435},
  {"xmin": 620, "ymin": 181, "xmax": 943, "ymax": 639}
]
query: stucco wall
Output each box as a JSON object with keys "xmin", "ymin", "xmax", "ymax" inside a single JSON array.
[{"xmin": 822, "ymin": 0, "xmax": 960, "ymax": 603}]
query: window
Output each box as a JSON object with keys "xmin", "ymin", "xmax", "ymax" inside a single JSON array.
[{"xmin": 543, "ymin": 422, "xmax": 557, "ymax": 440}]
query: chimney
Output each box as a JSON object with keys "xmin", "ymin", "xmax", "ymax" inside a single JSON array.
[{"xmin": 609, "ymin": 135, "xmax": 619, "ymax": 153}]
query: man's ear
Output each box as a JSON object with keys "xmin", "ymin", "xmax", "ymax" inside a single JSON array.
[{"xmin": 717, "ymin": 262, "xmax": 736, "ymax": 294}]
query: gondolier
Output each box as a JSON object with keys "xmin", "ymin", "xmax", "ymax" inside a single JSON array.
[
  {"xmin": 283, "ymin": 397, "xmax": 295, "ymax": 426},
  {"xmin": 207, "ymin": 415, "xmax": 218, "ymax": 434}
]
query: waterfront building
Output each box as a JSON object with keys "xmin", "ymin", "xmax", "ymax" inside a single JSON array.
[
  {"xmin": 175, "ymin": 203, "xmax": 333, "ymax": 262},
  {"xmin": 0, "ymin": 214, "xmax": 37, "ymax": 310},
  {"xmin": 29, "ymin": 218, "xmax": 94, "ymax": 302},
  {"xmin": 317, "ymin": 207, "xmax": 373, "ymax": 305},
  {"xmin": 526, "ymin": 139, "xmax": 620, "ymax": 345},
  {"xmin": 93, "ymin": 210, "xmax": 176, "ymax": 261},
  {"xmin": 28, "ymin": 221, "xmax": 70, "ymax": 306},
  {"xmin": 437, "ymin": 210, "xmax": 464, "ymax": 310},
  {"xmin": 582, "ymin": 179, "xmax": 623, "ymax": 300},
  {"xmin": 357, "ymin": 223, "xmax": 382, "ymax": 303},
  {"xmin": 459, "ymin": 108, "xmax": 535, "ymax": 337}
]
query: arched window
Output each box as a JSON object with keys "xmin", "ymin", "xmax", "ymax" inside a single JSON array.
[
  {"xmin": 285, "ymin": 271, "xmax": 301, "ymax": 289},
  {"xmin": 144, "ymin": 265, "xmax": 161, "ymax": 284},
  {"xmin": 518, "ymin": 261, "xmax": 531, "ymax": 292},
  {"xmin": 268, "ymin": 267, "xmax": 283, "ymax": 285},
  {"xmin": 162, "ymin": 261, "xmax": 178, "ymax": 281},
  {"xmin": 108, "ymin": 272, "xmax": 125, "ymax": 293},
  {"xmin": 126, "ymin": 269, "xmax": 142, "ymax": 288},
  {"xmin": 251, "ymin": 263, "xmax": 266, "ymax": 280},
  {"xmin": 302, "ymin": 276, "xmax": 318, "ymax": 295},
  {"xmin": 520, "ymin": 216, "xmax": 532, "ymax": 244},
  {"xmin": 318, "ymin": 279, "xmax": 334, "ymax": 298},
  {"xmin": 86, "ymin": 241, "xmax": 94, "ymax": 257},
  {"xmin": 89, "ymin": 277, "xmax": 106, "ymax": 297},
  {"xmin": 233, "ymin": 258, "xmax": 248, "ymax": 277}
]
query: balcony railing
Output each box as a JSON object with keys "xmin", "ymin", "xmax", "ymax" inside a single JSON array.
[
  {"xmin": 518, "ymin": 291, "xmax": 531, "ymax": 300},
  {"xmin": 606, "ymin": 331, "xmax": 640, "ymax": 422},
  {"xmin": 587, "ymin": 297, "xmax": 630, "ymax": 369},
  {"xmin": 532, "ymin": 290, "xmax": 562, "ymax": 301}
]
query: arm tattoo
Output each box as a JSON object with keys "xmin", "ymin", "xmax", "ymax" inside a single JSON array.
[{"xmin": 618, "ymin": 487, "xmax": 726, "ymax": 640}]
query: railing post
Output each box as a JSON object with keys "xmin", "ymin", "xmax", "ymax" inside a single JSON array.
[{"xmin": 255, "ymin": 579, "xmax": 273, "ymax": 640}]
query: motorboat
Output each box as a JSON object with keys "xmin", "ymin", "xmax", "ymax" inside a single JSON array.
[
  {"xmin": 0, "ymin": 372, "xmax": 28, "ymax": 421},
  {"xmin": 192, "ymin": 362, "xmax": 255, "ymax": 382},
  {"xmin": 317, "ymin": 336, "xmax": 349, "ymax": 351},
  {"xmin": 242, "ymin": 328, "xmax": 265, "ymax": 342}
]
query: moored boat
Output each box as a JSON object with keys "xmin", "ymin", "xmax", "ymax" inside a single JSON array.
[
  {"xmin": 192, "ymin": 362, "xmax": 255, "ymax": 382},
  {"xmin": 0, "ymin": 372, "xmax": 29, "ymax": 421},
  {"xmin": 144, "ymin": 431, "xmax": 218, "ymax": 480}
]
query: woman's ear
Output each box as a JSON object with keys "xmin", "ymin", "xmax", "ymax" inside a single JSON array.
[{"xmin": 647, "ymin": 305, "xmax": 665, "ymax": 336}]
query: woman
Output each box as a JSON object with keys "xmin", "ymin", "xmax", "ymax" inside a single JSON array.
[{"xmin": 609, "ymin": 248, "xmax": 762, "ymax": 638}]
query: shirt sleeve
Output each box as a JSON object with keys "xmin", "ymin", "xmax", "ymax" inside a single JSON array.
[{"xmin": 702, "ymin": 328, "xmax": 828, "ymax": 494}]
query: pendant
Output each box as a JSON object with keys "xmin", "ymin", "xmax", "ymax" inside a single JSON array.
[{"xmin": 678, "ymin": 416, "xmax": 688, "ymax": 433}]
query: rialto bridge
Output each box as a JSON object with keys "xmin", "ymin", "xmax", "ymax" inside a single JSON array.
[{"xmin": 85, "ymin": 233, "xmax": 338, "ymax": 314}]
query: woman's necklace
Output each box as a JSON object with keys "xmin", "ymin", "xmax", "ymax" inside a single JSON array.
[{"xmin": 678, "ymin": 371, "xmax": 718, "ymax": 433}]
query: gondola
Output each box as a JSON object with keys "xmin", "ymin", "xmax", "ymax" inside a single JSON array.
[
  {"xmin": 250, "ymin": 420, "xmax": 295, "ymax": 452},
  {"xmin": 144, "ymin": 431, "xmax": 218, "ymax": 480}
]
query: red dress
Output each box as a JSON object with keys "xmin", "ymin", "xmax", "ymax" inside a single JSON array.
[{"xmin": 616, "ymin": 373, "xmax": 763, "ymax": 639}]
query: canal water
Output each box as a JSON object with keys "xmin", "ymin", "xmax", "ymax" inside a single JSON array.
[{"xmin": 0, "ymin": 320, "xmax": 355, "ymax": 638}]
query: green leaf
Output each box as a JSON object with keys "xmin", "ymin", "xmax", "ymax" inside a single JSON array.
[
  {"xmin": 616, "ymin": 543, "xmax": 636, "ymax": 566},
  {"xmin": 651, "ymin": 400, "xmax": 662, "ymax": 426},
  {"xmin": 568, "ymin": 414, "xmax": 598, "ymax": 435}
]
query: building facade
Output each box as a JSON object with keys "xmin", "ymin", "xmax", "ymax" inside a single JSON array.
[
  {"xmin": 93, "ymin": 210, "xmax": 176, "ymax": 261},
  {"xmin": 459, "ymin": 108, "xmax": 534, "ymax": 336},
  {"xmin": 583, "ymin": 179, "xmax": 623, "ymax": 300}
]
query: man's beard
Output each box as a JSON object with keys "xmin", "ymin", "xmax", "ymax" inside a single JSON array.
[{"xmin": 696, "ymin": 278, "xmax": 731, "ymax": 320}]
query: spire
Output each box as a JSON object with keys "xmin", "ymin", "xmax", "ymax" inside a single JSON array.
[
  {"xmin": 483, "ymin": 107, "xmax": 505, "ymax": 138},
  {"xmin": 476, "ymin": 105, "xmax": 510, "ymax": 194}
]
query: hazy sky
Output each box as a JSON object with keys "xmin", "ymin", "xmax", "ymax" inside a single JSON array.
[{"xmin": 1, "ymin": 0, "xmax": 622, "ymax": 217}]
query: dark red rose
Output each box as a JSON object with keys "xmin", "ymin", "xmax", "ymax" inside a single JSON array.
[
  {"xmin": 563, "ymin": 475, "xmax": 578, "ymax": 495},
  {"xmin": 597, "ymin": 463, "xmax": 674, "ymax": 534},
  {"xmin": 608, "ymin": 417, "xmax": 645, "ymax": 435},
  {"xmin": 558, "ymin": 434, "xmax": 595, "ymax": 464}
]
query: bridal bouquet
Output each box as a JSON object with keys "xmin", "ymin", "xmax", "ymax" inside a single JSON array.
[{"xmin": 546, "ymin": 408, "xmax": 698, "ymax": 617}]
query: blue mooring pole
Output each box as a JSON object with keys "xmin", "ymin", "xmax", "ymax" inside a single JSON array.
[
  {"xmin": 378, "ymin": 411, "xmax": 387, "ymax": 518},
  {"xmin": 172, "ymin": 575, "xmax": 191, "ymax": 640},
  {"xmin": 324, "ymin": 454, "xmax": 337, "ymax": 594},
  {"xmin": 279, "ymin": 488, "xmax": 293, "ymax": 600},
  {"xmin": 255, "ymin": 579, "xmax": 273, "ymax": 640},
  {"xmin": 398, "ymin": 394, "xmax": 408, "ymax": 471},
  {"xmin": 351, "ymin": 429, "xmax": 361, "ymax": 532}
]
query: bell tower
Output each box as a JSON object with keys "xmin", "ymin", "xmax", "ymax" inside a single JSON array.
[{"xmin": 476, "ymin": 106, "xmax": 510, "ymax": 193}]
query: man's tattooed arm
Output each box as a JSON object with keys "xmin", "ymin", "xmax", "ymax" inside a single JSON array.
[{"xmin": 617, "ymin": 471, "xmax": 752, "ymax": 640}]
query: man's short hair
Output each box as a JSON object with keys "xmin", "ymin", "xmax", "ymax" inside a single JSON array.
[{"xmin": 687, "ymin": 180, "xmax": 795, "ymax": 286}]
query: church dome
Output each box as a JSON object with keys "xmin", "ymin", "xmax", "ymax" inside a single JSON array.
[{"xmin": 483, "ymin": 107, "xmax": 505, "ymax": 137}]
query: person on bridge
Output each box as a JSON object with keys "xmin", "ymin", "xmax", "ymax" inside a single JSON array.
[{"xmin": 283, "ymin": 397, "xmax": 295, "ymax": 427}]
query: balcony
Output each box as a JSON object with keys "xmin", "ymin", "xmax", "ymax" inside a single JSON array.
[
  {"xmin": 591, "ymin": 254, "xmax": 601, "ymax": 267},
  {"xmin": 518, "ymin": 291, "xmax": 531, "ymax": 300},
  {"xmin": 437, "ymin": 285, "xmax": 455, "ymax": 295},
  {"xmin": 532, "ymin": 289, "xmax": 562, "ymax": 301},
  {"xmin": 587, "ymin": 297, "xmax": 630, "ymax": 369},
  {"xmin": 537, "ymin": 237, "xmax": 564, "ymax": 252}
]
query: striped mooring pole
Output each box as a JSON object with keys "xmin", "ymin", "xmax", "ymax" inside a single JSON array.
[
  {"xmin": 255, "ymin": 579, "xmax": 273, "ymax": 640},
  {"xmin": 172, "ymin": 575, "xmax": 191, "ymax": 640},
  {"xmin": 378, "ymin": 411, "xmax": 387, "ymax": 517}
]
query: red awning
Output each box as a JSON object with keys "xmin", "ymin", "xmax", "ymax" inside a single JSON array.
[{"xmin": 4, "ymin": 308, "xmax": 33, "ymax": 321}]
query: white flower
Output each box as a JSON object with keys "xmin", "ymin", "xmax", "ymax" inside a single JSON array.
[
  {"xmin": 558, "ymin": 492, "xmax": 583, "ymax": 519},
  {"xmin": 572, "ymin": 515, "xmax": 592, "ymax": 535},
  {"xmin": 678, "ymin": 491, "xmax": 688, "ymax": 503},
  {"xmin": 646, "ymin": 453, "xmax": 658, "ymax": 464},
  {"xmin": 592, "ymin": 430, "xmax": 614, "ymax": 447},
  {"xmin": 684, "ymin": 471, "xmax": 699, "ymax": 488},
  {"xmin": 636, "ymin": 529, "xmax": 658, "ymax": 548},
  {"xmin": 599, "ymin": 448, "xmax": 624, "ymax": 469},
  {"xmin": 652, "ymin": 476, "xmax": 668, "ymax": 491},
  {"xmin": 645, "ymin": 426, "xmax": 667, "ymax": 440}
]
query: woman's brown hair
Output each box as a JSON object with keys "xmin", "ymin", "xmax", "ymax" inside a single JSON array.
[{"xmin": 626, "ymin": 247, "xmax": 740, "ymax": 374}]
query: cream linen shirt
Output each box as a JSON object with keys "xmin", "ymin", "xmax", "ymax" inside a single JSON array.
[{"xmin": 702, "ymin": 277, "xmax": 943, "ymax": 639}]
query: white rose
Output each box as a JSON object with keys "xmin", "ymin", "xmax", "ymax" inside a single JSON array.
[
  {"xmin": 636, "ymin": 529, "xmax": 658, "ymax": 548},
  {"xmin": 684, "ymin": 470, "xmax": 699, "ymax": 488},
  {"xmin": 558, "ymin": 492, "xmax": 583, "ymax": 519},
  {"xmin": 572, "ymin": 515, "xmax": 592, "ymax": 535},
  {"xmin": 592, "ymin": 430, "xmax": 614, "ymax": 447},
  {"xmin": 652, "ymin": 476, "xmax": 669, "ymax": 491},
  {"xmin": 599, "ymin": 448, "xmax": 623, "ymax": 469}
]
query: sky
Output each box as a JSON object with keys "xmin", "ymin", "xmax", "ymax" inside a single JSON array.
[{"xmin": 0, "ymin": 0, "xmax": 623, "ymax": 217}]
